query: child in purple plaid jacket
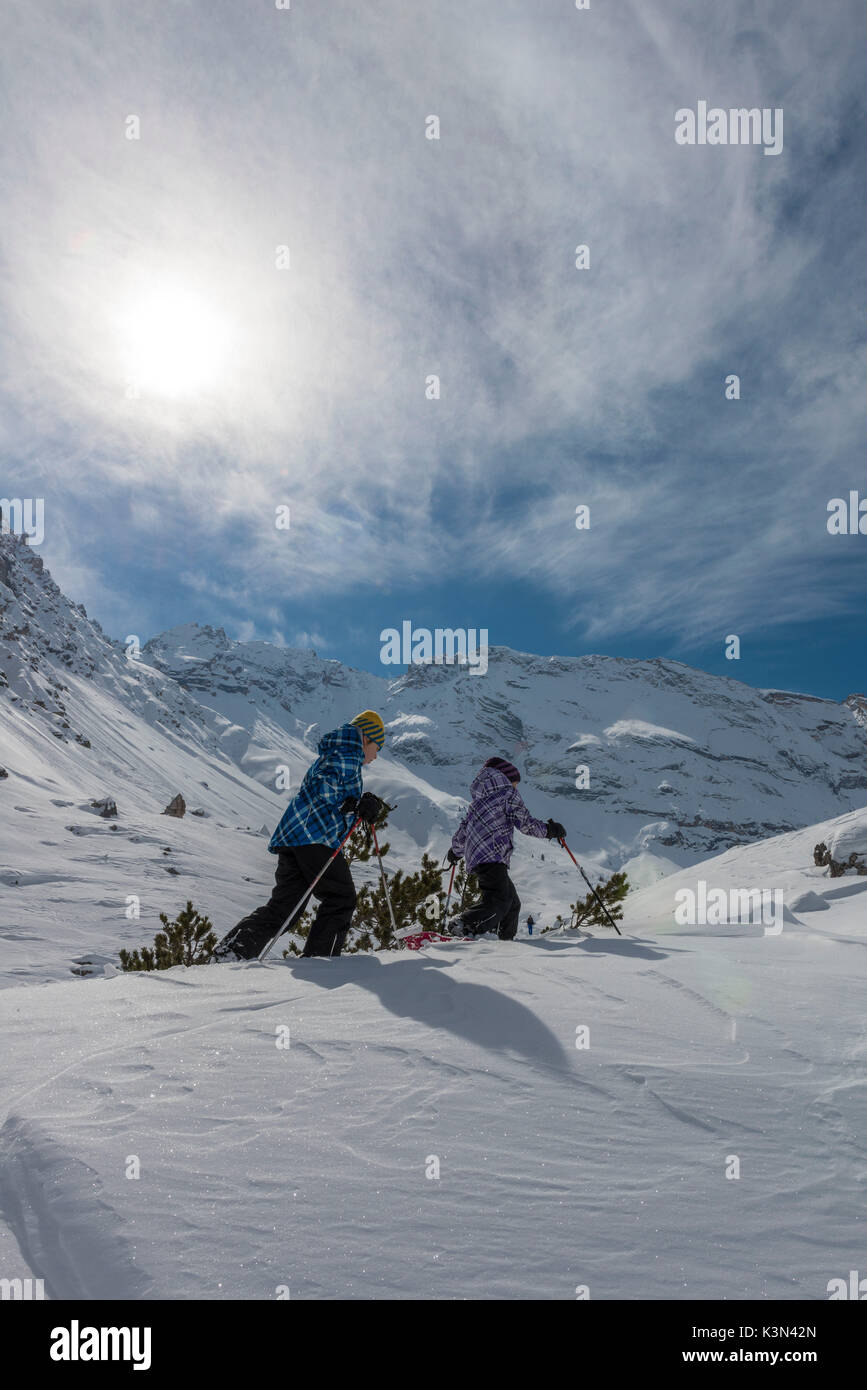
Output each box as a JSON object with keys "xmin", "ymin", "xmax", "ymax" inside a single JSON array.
[{"xmin": 449, "ymin": 758, "xmax": 565, "ymax": 940}]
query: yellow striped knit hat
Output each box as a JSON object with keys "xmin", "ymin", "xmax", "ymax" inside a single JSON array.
[{"xmin": 350, "ymin": 710, "xmax": 386, "ymax": 748}]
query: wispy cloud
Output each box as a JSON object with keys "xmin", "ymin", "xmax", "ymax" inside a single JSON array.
[
  {"xmin": 292, "ymin": 631, "xmax": 328, "ymax": 652},
  {"xmin": 1, "ymin": 0, "xmax": 865, "ymax": 653}
]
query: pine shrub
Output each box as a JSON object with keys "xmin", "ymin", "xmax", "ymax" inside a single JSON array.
[
  {"xmin": 119, "ymin": 900, "xmax": 217, "ymax": 971},
  {"xmin": 542, "ymin": 871, "xmax": 630, "ymax": 933}
]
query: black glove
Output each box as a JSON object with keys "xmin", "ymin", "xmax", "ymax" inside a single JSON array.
[
  {"xmin": 356, "ymin": 791, "xmax": 385, "ymax": 825},
  {"xmin": 341, "ymin": 797, "xmax": 358, "ymax": 814},
  {"xmin": 546, "ymin": 819, "xmax": 566, "ymax": 841},
  {"xmin": 446, "ymin": 847, "xmax": 461, "ymax": 866}
]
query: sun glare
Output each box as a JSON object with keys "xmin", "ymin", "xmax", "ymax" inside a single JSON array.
[{"xmin": 122, "ymin": 284, "xmax": 231, "ymax": 398}]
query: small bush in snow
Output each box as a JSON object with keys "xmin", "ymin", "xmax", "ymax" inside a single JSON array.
[
  {"xmin": 119, "ymin": 901, "xmax": 217, "ymax": 971},
  {"xmin": 544, "ymin": 871, "xmax": 630, "ymax": 932}
]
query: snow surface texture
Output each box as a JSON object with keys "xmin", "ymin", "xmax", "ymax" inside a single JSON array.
[{"xmin": 0, "ymin": 809, "xmax": 864, "ymax": 1300}]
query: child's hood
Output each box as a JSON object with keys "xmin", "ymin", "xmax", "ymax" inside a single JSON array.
[
  {"xmin": 317, "ymin": 723, "xmax": 361, "ymax": 757},
  {"xmin": 470, "ymin": 764, "xmax": 513, "ymax": 800}
]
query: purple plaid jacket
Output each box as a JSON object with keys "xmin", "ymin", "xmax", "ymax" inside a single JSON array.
[{"xmin": 451, "ymin": 765, "xmax": 548, "ymax": 871}]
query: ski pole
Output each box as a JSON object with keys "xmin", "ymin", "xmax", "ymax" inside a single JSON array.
[
  {"xmin": 258, "ymin": 816, "xmax": 362, "ymax": 961},
  {"xmin": 558, "ymin": 839, "xmax": 622, "ymax": 935},
  {"xmin": 372, "ymin": 822, "xmax": 399, "ymax": 946},
  {"xmin": 443, "ymin": 861, "xmax": 456, "ymax": 925}
]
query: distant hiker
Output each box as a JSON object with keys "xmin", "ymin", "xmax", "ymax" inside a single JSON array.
[
  {"xmin": 213, "ymin": 711, "xmax": 387, "ymax": 961},
  {"xmin": 447, "ymin": 757, "xmax": 565, "ymax": 940},
  {"xmin": 526, "ymin": 914, "xmax": 535, "ymax": 936}
]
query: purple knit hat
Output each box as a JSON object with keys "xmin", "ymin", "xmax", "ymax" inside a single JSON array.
[{"xmin": 484, "ymin": 756, "xmax": 520, "ymax": 784}]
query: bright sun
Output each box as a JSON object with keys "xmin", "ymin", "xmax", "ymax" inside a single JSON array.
[{"xmin": 122, "ymin": 284, "xmax": 231, "ymax": 398}]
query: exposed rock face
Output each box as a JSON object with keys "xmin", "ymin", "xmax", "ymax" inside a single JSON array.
[
  {"xmin": 163, "ymin": 794, "xmax": 186, "ymax": 818},
  {"xmin": 813, "ymin": 842, "xmax": 867, "ymax": 877},
  {"xmin": 91, "ymin": 797, "xmax": 118, "ymax": 818},
  {"xmin": 845, "ymin": 694, "xmax": 867, "ymax": 728}
]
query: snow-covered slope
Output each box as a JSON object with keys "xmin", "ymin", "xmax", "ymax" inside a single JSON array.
[
  {"xmin": 2, "ymin": 529, "xmax": 866, "ymax": 986},
  {"xmin": 3, "ymin": 531, "xmax": 866, "ymax": 1299},
  {"xmin": 1, "ymin": 807, "xmax": 864, "ymax": 1301},
  {"xmin": 621, "ymin": 806, "xmax": 867, "ymax": 935}
]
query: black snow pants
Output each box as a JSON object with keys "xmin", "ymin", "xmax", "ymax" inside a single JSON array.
[
  {"xmin": 215, "ymin": 845, "xmax": 357, "ymax": 960},
  {"xmin": 459, "ymin": 861, "xmax": 521, "ymax": 940}
]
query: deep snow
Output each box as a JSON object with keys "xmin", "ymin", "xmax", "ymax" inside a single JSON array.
[{"xmin": 1, "ymin": 808, "xmax": 864, "ymax": 1300}]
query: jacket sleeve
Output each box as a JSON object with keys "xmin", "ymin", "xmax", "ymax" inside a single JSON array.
[
  {"xmin": 508, "ymin": 788, "xmax": 548, "ymax": 839},
  {"xmin": 451, "ymin": 812, "xmax": 469, "ymax": 856}
]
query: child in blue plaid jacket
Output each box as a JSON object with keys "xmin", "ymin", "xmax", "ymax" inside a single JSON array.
[{"xmin": 213, "ymin": 712, "xmax": 386, "ymax": 960}]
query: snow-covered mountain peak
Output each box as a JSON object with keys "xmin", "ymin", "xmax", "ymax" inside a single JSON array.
[{"xmin": 3, "ymin": 532, "xmax": 866, "ymax": 887}]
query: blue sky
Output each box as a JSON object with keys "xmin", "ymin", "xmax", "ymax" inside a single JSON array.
[{"xmin": 2, "ymin": 0, "xmax": 865, "ymax": 702}]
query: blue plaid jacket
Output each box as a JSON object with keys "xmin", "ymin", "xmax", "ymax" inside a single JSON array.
[{"xmin": 269, "ymin": 724, "xmax": 365, "ymax": 852}]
